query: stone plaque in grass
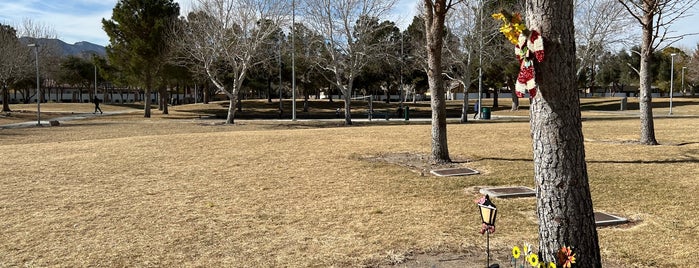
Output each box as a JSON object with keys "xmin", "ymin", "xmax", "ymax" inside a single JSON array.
[
  {"xmin": 430, "ymin": 167, "xmax": 479, "ymax": 177},
  {"xmin": 479, "ymin": 186, "xmax": 536, "ymax": 198},
  {"xmin": 595, "ymin": 212, "xmax": 628, "ymax": 227}
]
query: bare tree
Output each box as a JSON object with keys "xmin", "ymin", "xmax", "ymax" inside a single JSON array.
[
  {"xmin": 618, "ymin": 0, "xmax": 699, "ymax": 145},
  {"xmin": 575, "ymin": 0, "xmax": 633, "ymax": 82},
  {"xmin": 444, "ymin": 0, "xmax": 503, "ymax": 123},
  {"xmin": 444, "ymin": 3, "xmax": 477, "ymax": 123},
  {"xmin": 688, "ymin": 44, "xmax": 699, "ymax": 95},
  {"xmin": 423, "ymin": 0, "xmax": 459, "ymax": 163},
  {"xmin": 303, "ymin": 0, "xmax": 397, "ymax": 125},
  {"xmin": 0, "ymin": 24, "xmax": 28, "ymax": 112},
  {"xmin": 173, "ymin": 0, "xmax": 288, "ymax": 124},
  {"xmin": 526, "ymin": 0, "xmax": 601, "ymax": 266},
  {"xmin": 15, "ymin": 19, "xmax": 61, "ymax": 105}
]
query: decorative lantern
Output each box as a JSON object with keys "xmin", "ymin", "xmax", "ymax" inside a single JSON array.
[
  {"xmin": 478, "ymin": 195, "xmax": 498, "ymax": 227},
  {"xmin": 476, "ymin": 195, "xmax": 499, "ymax": 268}
]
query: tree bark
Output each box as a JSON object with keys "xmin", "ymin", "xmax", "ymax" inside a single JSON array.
[
  {"xmin": 343, "ymin": 86, "xmax": 352, "ymax": 125},
  {"xmin": 160, "ymin": 87, "xmax": 169, "ymax": 115},
  {"xmin": 144, "ymin": 73, "xmax": 152, "ymax": 118},
  {"xmin": 638, "ymin": 1, "xmax": 658, "ymax": 145},
  {"xmin": 226, "ymin": 96, "xmax": 236, "ymax": 124},
  {"xmin": 526, "ymin": 0, "xmax": 601, "ymax": 266},
  {"xmin": 460, "ymin": 88, "xmax": 469, "ymax": 123},
  {"xmin": 424, "ymin": 0, "xmax": 450, "ymax": 163},
  {"xmin": 2, "ymin": 84, "xmax": 10, "ymax": 112}
]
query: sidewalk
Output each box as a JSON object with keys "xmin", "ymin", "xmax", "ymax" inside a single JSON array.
[{"xmin": 0, "ymin": 110, "xmax": 132, "ymax": 129}]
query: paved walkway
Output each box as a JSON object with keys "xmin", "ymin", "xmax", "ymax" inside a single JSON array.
[
  {"xmin": 3, "ymin": 109, "xmax": 696, "ymax": 130},
  {"xmin": 0, "ymin": 110, "xmax": 133, "ymax": 129}
]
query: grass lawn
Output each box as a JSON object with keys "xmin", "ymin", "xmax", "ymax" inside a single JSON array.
[{"xmin": 1, "ymin": 97, "xmax": 698, "ymax": 267}]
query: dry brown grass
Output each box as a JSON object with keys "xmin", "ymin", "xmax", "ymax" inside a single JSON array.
[{"xmin": 1, "ymin": 98, "xmax": 698, "ymax": 267}]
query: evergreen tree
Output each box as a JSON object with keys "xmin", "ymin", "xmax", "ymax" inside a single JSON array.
[{"xmin": 102, "ymin": 0, "xmax": 180, "ymax": 118}]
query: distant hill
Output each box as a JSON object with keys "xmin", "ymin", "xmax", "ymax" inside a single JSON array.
[{"xmin": 19, "ymin": 37, "xmax": 106, "ymax": 58}]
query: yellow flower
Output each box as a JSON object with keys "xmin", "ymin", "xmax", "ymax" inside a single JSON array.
[
  {"xmin": 492, "ymin": 11, "xmax": 527, "ymax": 45},
  {"xmin": 512, "ymin": 246, "xmax": 521, "ymax": 259},
  {"xmin": 548, "ymin": 262, "xmax": 557, "ymax": 268},
  {"xmin": 528, "ymin": 253, "xmax": 540, "ymax": 267},
  {"xmin": 500, "ymin": 25, "xmax": 512, "ymax": 33}
]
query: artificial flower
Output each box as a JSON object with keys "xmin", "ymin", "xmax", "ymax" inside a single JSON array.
[
  {"xmin": 528, "ymin": 253, "xmax": 540, "ymax": 267},
  {"xmin": 480, "ymin": 222, "xmax": 495, "ymax": 234},
  {"xmin": 557, "ymin": 246, "xmax": 576, "ymax": 268},
  {"xmin": 512, "ymin": 13, "xmax": 522, "ymax": 24},
  {"xmin": 548, "ymin": 262, "xmax": 557, "ymax": 268},
  {"xmin": 492, "ymin": 11, "xmax": 527, "ymax": 45},
  {"xmin": 523, "ymin": 243, "xmax": 532, "ymax": 255},
  {"xmin": 512, "ymin": 246, "xmax": 521, "ymax": 259}
]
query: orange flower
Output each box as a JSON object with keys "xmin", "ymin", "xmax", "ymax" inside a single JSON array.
[
  {"xmin": 557, "ymin": 246, "xmax": 576, "ymax": 268},
  {"xmin": 512, "ymin": 13, "xmax": 522, "ymax": 24}
]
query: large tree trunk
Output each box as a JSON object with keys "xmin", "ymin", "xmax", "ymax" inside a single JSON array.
[
  {"xmin": 424, "ymin": 0, "xmax": 450, "ymax": 163},
  {"xmin": 2, "ymin": 84, "xmax": 10, "ymax": 112},
  {"xmin": 459, "ymin": 80, "xmax": 471, "ymax": 123},
  {"xmin": 527, "ymin": 0, "xmax": 601, "ymax": 266},
  {"xmin": 160, "ymin": 87, "xmax": 169, "ymax": 115},
  {"xmin": 144, "ymin": 73, "xmax": 152, "ymax": 118},
  {"xmin": 226, "ymin": 96, "xmax": 236, "ymax": 124},
  {"xmin": 460, "ymin": 90, "xmax": 469, "ymax": 123},
  {"xmin": 638, "ymin": 2, "xmax": 658, "ymax": 145},
  {"xmin": 343, "ymin": 86, "xmax": 352, "ymax": 125}
]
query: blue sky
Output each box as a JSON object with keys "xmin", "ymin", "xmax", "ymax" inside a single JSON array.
[{"xmin": 0, "ymin": 0, "xmax": 697, "ymax": 50}]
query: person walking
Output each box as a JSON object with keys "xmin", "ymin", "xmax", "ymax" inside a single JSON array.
[
  {"xmin": 93, "ymin": 96, "xmax": 103, "ymax": 114},
  {"xmin": 473, "ymin": 101, "xmax": 479, "ymax": 119}
]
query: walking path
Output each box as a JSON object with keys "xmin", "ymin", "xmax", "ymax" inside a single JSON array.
[
  {"xmin": 3, "ymin": 109, "xmax": 696, "ymax": 130},
  {"xmin": 0, "ymin": 110, "xmax": 134, "ymax": 129}
]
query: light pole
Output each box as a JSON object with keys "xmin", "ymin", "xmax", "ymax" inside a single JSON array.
[
  {"xmin": 28, "ymin": 43, "xmax": 41, "ymax": 126},
  {"xmin": 291, "ymin": 0, "xmax": 297, "ymax": 121},
  {"xmin": 477, "ymin": 0, "xmax": 484, "ymax": 119},
  {"xmin": 682, "ymin": 66, "xmax": 687, "ymax": 96},
  {"xmin": 399, "ymin": 31, "xmax": 404, "ymax": 109},
  {"xmin": 670, "ymin": 53, "xmax": 676, "ymax": 115},
  {"xmin": 278, "ymin": 30, "xmax": 283, "ymax": 117}
]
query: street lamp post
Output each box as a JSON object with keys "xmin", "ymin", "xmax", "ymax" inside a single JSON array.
[
  {"xmin": 291, "ymin": 0, "xmax": 297, "ymax": 121},
  {"xmin": 477, "ymin": 0, "xmax": 484, "ymax": 119},
  {"xmin": 28, "ymin": 43, "xmax": 41, "ymax": 126},
  {"xmin": 670, "ymin": 53, "xmax": 676, "ymax": 115},
  {"xmin": 400, "ymin": 31, "xmax": 404, "ymax": 109},
  {"xmin": 682, "ymin": 66, "xmax": 687, "ymax": 96}
]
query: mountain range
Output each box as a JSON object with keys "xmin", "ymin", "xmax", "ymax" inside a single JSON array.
[{"xmin": 19, "ymin": 37, "xmax": 106, "ymax": 58}]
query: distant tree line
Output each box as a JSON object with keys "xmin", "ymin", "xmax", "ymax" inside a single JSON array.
[{"xmin": 1, "ymin": 0, "xmax": 697, "ymax": 122}]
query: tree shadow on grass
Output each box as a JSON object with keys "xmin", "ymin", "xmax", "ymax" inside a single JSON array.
[{"xmin": 480, "ymin": 156, "xmax": 699, "ymax": 164}]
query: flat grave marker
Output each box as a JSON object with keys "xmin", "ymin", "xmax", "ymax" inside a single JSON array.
[
  {"xmin": 430, "ymin": 167, "xmax": 479, "ymax": 177},
  {"xmin": 479, "ymin": 186, "xmax": 536, "ymax": 198},
  {"xmin": 594, "ymin": 212, "xmax": 628, "ymax": 227}
]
